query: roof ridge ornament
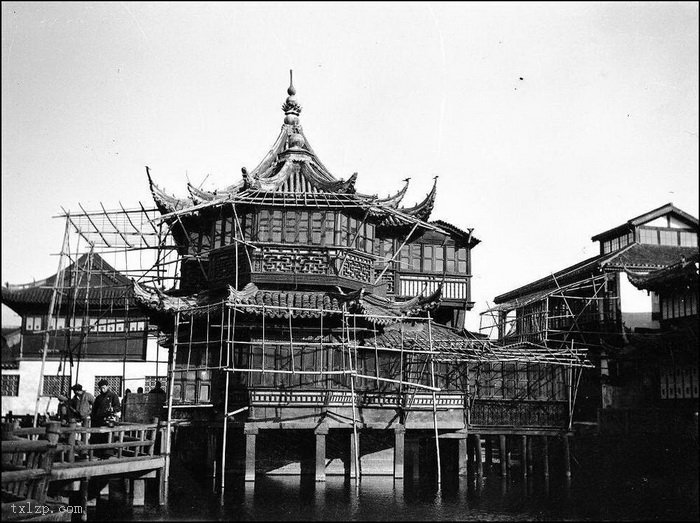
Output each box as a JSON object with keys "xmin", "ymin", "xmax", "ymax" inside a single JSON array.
[{"xmin": 282, "ymin": 69, "xmax": 302, "ymax": 125}]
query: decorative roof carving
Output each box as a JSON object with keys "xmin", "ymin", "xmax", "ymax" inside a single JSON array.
[
  {"xmin": 400, "ymin": 176, "xmax": 438, "ymax": 221},
  {"xmin": 146, "ymin": 166, "xmax": 193, "ymax": 214},
  {"xmin": 145, "ymin": 75, "xmax": 448, "ymax": 235},
  {"xmin": 134, "ymin": 280, "xmax": 442, "ymax": 324}
]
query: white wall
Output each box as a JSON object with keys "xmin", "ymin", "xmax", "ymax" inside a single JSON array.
[
  {"xmin": 619, "ymin": 272, "xmax": 659, "ymax": 331},
  {"xmin": 2, "ymin": 336, "xmax": 169, "ymax": 416}
]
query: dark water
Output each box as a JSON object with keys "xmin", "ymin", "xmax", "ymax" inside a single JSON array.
[{"xmin": 90, "ymin": 448, "xmax": 698, "ymax": 522}]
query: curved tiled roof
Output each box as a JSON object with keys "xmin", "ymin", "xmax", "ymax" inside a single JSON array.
[
  {"xmin": 145, "ymin": 80, "xmax": 440, "ymax": 231},
  {"xmin": 2, "ymin": 253, "xmax": 135, "ymax": 311},
  {"xmin": 626, "ymin": 252, "xmax": 699, "ymax": 292},
  {"xmin": 133, "ymin": 281, "xmax": 442, "ymax": 324}
]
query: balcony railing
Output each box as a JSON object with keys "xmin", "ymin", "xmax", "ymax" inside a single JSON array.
[
  {"xmin": 470, "ymin": 400, "xmax": 568, "ymax": 428},
  {"xmin": 397, "ymin": 274, "xmax": 469, "ymax": 300}
]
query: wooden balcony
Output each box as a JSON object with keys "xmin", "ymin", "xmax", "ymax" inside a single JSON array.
[{"xmin": 396, "ymin": 273, "xmax": 470, "ymax": 301}]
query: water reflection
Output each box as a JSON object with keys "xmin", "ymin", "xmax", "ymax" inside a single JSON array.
[{"xmin": 93, "ymin": 455, "xmax": 698, "ymax": 522}]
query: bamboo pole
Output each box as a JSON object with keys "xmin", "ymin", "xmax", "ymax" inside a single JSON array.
[
  {"xmin": 163, "ymin": 310, "xmax": 180, "ymax": 505},
  {"xmin": 344, "ymin": 305, "xmax": 361, "ymax": 482},
  {"xmin": 34, "ymin": 218, "xmax": 70, "ymax": 427},
  {"xmin": 427, "ymin": 313, "xmax": 441, "ymax": 485}
]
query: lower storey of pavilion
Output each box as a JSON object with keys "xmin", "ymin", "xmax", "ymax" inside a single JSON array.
[{"xmin": 164, "ymin": 395, "xmax": 575, "ymax": 483}]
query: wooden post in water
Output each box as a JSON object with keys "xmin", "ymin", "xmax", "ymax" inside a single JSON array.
[
  {"xmin": 394, "ymin": 425, "xmax": 405, "ymax": 479},
  {"xmin": 521, "ymin": 435, "xmax": 528, "ymax": 477},
  {"xmin": 79, "ymin": 480, "xmax": 89, "ymax": 522},
  {"xmin": 499, "ymin": 435, "xmax": 507, "ymax": 477},
  {"xmin": 562, "ymin": 434, "xmax": 571, "ymax": 478},
  {"xmin": 350, "ymin": 430, "xmax": 360, "ymax": 479},
  {"xmin": 543, "ymin": 436, "xmax": 550, "ymax": 478},
  {"xmin": 485, "ymin": 435, "xmax": 493, "ymax": 471},
  {"xmin": 315, "ymin": 423, "xmax": 329, "ymax": 482},
  {"xmin": 473, "ymin": 434, "xmax": 483, "ymax": 478},
  {"xmin": 409, "ymin": 438, "xmax": 419, "ymax": 479},
  {"xmin": 244, "ymin": 424, "xmax": 258, "ymax": 482}
]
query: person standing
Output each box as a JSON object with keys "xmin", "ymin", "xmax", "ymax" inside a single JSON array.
[
  {"xmin": 91, "ymin": 379, "xmax": 121, "ymax": 459},
  {"xmin": 68, "ymin": 383, "xmax": 95, "ymax": 424},
  {"xmin": 91, "ymin": 379, "xmax": 121, "ymax": 427}
]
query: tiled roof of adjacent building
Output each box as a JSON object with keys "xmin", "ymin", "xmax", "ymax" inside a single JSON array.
[
  {"xmin": 494, "ymin": 243, "xmax": 699, "ymax": 304},
  {"xmin": 1, "ymin": 253, "xmax": 136, "ymax": 311},
  {"xmin": 626, "ymin": 252, "xmax": 699, "ymax": 292},
  {"xmin": 591, "ymin": 203, "xmax": 699, "ymax": 242}
]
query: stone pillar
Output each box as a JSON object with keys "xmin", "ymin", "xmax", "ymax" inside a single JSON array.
[
  {"xmin": 350, "ymin": 430, "xmax": 360, "ymax": 479},
  {"xmin": 132, "ymin": 479, "xmax": 145, "ymax": 506},
  {"xmin": 499, "ymin": 435, "xmax": 507, "ymax": 477},
  {"xmin": 458, "ymin": 436, "xmax": 468, "ymax": 476},
  {"xmin": 394, "ymin": 425, "xmax": 405, "ymax": 479},
  {"xmin": 315, "ymin": 423, "xmax": 329, "ymax": 482},
  {"xmin": 244, "ymin": 425, "xmax": 259, "ymax": 482},
  {"xmin": 473, "ymin": 434, "xmax": 483, "ymax": 478}
]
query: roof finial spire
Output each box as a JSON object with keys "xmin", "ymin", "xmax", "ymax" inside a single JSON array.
[
  {"xmin": 288, "ymin": 69, "xmax": 296, "ymax": 96},
  {"xmin": 282, "ymin": 70, "xmax": 302, "ymax": 125}
]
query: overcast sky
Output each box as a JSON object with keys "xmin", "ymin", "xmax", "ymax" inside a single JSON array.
[{"xmin": 2, "ymin": 2, "xmax": 698, "ymax": 330}]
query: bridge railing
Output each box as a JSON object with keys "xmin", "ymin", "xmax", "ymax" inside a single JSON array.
[
  {"xmin": 1, "ymin": 439, "xmax": 58, "ymax": 504},
  {"xmin": 7, "ymin": 419, "xmax": 163, "ymax": 464}
]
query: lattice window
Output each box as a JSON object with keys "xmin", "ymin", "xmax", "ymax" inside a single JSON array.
[
  {"xmin": 145, "ymin": 376, "xmax": 166, "ymax": 393},
  {"xmin": 2, "ymin": 375, "xmax": 19, "ymax": 396},
  {"xmin": 94, "ymin": 376, "xmax": 122, "ymax": 396},
  {"xmin": 42, "ymin": 375, "xmax": 70, "ymax": 397}
]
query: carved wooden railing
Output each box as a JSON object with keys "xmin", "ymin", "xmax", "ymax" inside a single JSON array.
[
  {"xmin": 243, "ymin": 389, "xmax": 465, "ymax": 410},
  {"xmin": 470, "ymin": 400, "xmax": 568, "ymax": 428},
  {"xmin": 1, "ymin": 440, "xmax": 57, "ymax": 504},
  {"xmin": 396, "ymin": 274, "xmax": 469, "ymax": 301},
  {"xmin": 10, "ymin": 420, "xmax": 163, "ymax": 464}
]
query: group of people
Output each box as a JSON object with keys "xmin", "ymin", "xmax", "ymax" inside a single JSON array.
[
  {"xmin": 58, "ymin": 380, "xmax": 166, "ymax": 427},
  {"xmin": 56, "ymin": 380, "xmax": 166, "ymax": 460}
]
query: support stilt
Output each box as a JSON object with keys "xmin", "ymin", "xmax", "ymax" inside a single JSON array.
[
  {"xmin": 350, "ymin": 430, "xmax": 360, "ymax": 479},
  {"xmin": 315, "ymin": 423, "xmax": 328, "ymax": 482},
  {"xmin": 394, "ymin": 425, "xmax": 405, "ymax": 479},
  {"xmin": 499, "ymin": 435, "xmax": 507, "ymax": 477},
  {"xmin": 563, "ymin": 433, "xmax": 571, "ymax": 478},
  {"xmin": 474, "ymin": 434, "xmax": 483, "ymax": 478},
  {"xmin": 543, "ymin": 436, "xmax": 550, "ymax": 478},
  {"xmin": 244, "ymin": 425, "xmax": 258, "ymax": 482},
  {"xmin": 458, "ymin": 436, "xmax": 468, "ymax": 476},
  {"xmin": 132, "ymin": 479, "xmax": 145, "ymax": 506},
  {"xmin": 521, "ymin": 435, "xmax": 528, "ymax": 477},
  {"xmin": 485, "ymin": 436, "xmax": 493, "ymax": 471}
]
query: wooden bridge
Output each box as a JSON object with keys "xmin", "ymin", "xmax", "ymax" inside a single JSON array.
[{"xmin": 2, "ymin": 420, "xmax": 166, "ymax": 521}]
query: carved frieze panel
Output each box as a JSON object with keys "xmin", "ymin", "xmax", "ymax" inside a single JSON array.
[{"xmin": 251, "ymin": 246, "xmax": 373, "ymax": 284}]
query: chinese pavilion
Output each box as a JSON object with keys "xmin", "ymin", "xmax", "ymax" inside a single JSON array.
[{"xmin": 132, "ymin": 73, "xmax": 586, "ymax": 485}]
